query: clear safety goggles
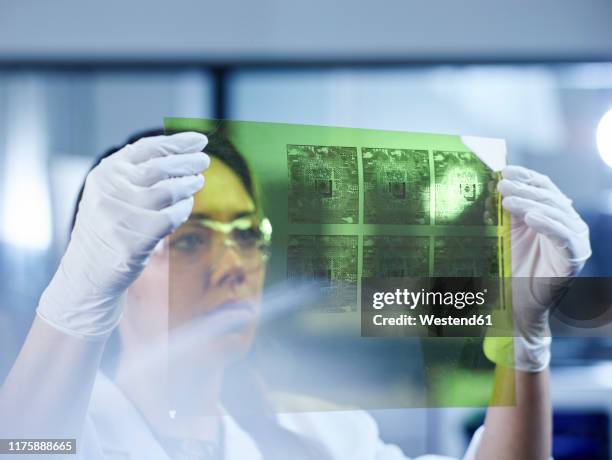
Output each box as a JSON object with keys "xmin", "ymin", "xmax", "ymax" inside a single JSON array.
[{"xmin": 170, "ymin": 216, "xmax": 272, "ymax": 270}]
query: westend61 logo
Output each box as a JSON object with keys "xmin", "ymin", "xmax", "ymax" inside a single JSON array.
[
  {"xmin": 369, "ymin": 288, "xmax": 493, "ymax": 330},
  {"xmin": 361, "ymin": 277, "xmax": 504, "ymax": 337},
  {"xmin": 362, "ymin": 277, "xmax": 612, "ymax": 338}
]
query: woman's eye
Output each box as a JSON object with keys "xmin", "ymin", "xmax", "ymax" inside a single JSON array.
[
  {"xmin": 233, "ymin": 228, "xmax": 260, "ymax": 248},
  {"xmin": 171, "ymin": 233, "xmax": 205, "ymax": 252}
]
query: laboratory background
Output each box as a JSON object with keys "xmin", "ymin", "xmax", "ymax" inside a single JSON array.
[{"xmin": 1, "ymin": 1, "xmax": 612, "ymax": 459}]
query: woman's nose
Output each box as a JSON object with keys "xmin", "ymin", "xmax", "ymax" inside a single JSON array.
[{"xmin": 208, "ymin": 242, "xmax": 246, "ymax": 288}]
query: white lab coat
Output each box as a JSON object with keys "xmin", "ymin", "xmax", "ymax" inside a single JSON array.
[{"xmin": 80, "ymin": 373, "xmax": 484, "ymax": 459}]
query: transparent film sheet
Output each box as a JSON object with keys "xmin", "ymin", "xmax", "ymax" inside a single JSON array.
[{"xmin": 163, "ymin": 117, "xmax": 515, "ymax": 416}]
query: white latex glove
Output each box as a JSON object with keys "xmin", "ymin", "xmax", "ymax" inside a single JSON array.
[
  {"xmin": 495, "ymin": 165, "xmax": 591, "ymax": 371},
  {"xmin": 37, "ymin": 133, "xmax": 209, "ymax": 340}
]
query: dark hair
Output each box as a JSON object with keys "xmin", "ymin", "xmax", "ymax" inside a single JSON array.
[{"xmin": 72, "ymin": 129, "xmax": 330, "ymax": 460}]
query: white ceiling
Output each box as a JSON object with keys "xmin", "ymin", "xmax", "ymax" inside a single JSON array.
[{"xmin": 0, "ymin": 0, "xmax": 611, "ymax": 62}]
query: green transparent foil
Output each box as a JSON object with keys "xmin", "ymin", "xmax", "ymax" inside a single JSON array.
[{"xmin": 164, "ymin": 117, "xmax": 514, "ymax": 412}]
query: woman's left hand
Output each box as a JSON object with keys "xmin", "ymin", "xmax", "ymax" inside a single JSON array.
[
  {"xmin": 490, "ymin": 165, "xmax": 591, "ymax": 371},
  {"xmin": 498, "ymin": 165, "xmax": 591, "ymax": 279}
]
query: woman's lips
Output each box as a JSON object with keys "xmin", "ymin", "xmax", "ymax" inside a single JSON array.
[
  {"xmin": 215, "ymin": 298, "xmax": 254, "ymax": 312},
  {"xmin": 200, "ymin": 299, "xmax": 256, "ymax": 331}
]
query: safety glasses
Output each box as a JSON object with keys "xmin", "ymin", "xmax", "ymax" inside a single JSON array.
[{"xmin": 169, "ymin": 216, "xmax": 272, "ymax": 270}]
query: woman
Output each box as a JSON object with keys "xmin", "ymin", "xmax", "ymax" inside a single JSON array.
[{"xmin": 0, "ymin": 128, "xmax": 591, "ymax": 459}]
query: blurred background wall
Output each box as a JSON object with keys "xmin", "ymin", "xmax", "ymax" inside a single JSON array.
[{"xmin": 1, "ymin": 1, "xmax": 612, "ymax": 458}]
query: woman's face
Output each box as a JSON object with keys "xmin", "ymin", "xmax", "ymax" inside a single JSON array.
[{"xmin": 125, "ymin": 157, "xmax": 266, "ymax": 362}]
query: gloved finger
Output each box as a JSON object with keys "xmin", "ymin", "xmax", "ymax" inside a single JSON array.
[
  {"xmin": 131, "ymin": 174, "xmax": 205, "ymax": 210},
  {"xmin": 501, "ymin": 165, "xmax": 562, "ymax": 194},
  {"xmin": 158, "ymin": 196, "xmax": 195, "ymax": 235},
  {"xmin": 523, "ymin": 212, "xmax": 573, "ymax": 250},
  {"xmin": 130, "ymin": 152, "xmax": 210, "ymax": 186},
  {"xmin": 115, "ymin": 196, "xmax": 195, "ymax": 239},
  {"xmin": 122, "ymin": 132, "xmax": 208, "ymax": 164},
  {"xmin": 87, "ymin": 214, "xmax": 171, "ymax": 262},
  {"xmin": 502, "ymin": 196, "xmax": 586, "ymax": 234},
  {"xmin": 497, "ymin": 179, "xmax": 574, "ymax": 214}
]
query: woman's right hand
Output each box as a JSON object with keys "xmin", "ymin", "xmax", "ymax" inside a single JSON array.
[{"xmin": 37, "ymin": 132, "xmax": 209, "ymax": 340}]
